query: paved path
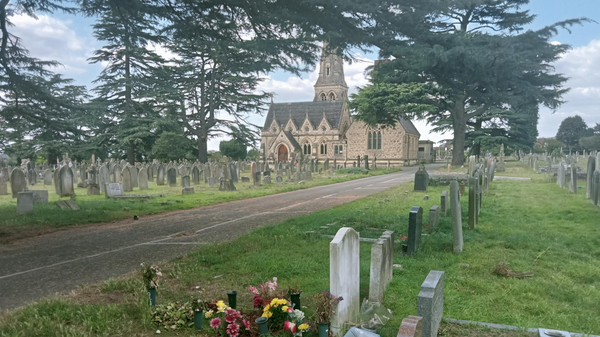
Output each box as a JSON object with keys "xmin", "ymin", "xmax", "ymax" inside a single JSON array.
[{"xmin": 0, "ymin": 164, "xmax": 442, "ymax": 311}]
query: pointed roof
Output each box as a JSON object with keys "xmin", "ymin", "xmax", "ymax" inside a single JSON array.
[
  {"xmin": 314, "ymin": 41, "xmax": 348, "ymax": 89},
  {"xmin": 399, "ymin": 118, "xmax": 420, "ymax": 136},
  {"xmin": 263, "ymin": 100, "xmax": 345, "ymax": 131}
]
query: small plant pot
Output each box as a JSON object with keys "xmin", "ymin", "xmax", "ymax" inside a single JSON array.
[
  {"xmin": 318, "ymin": 323, "xmax": 329, "ymax": 337},
  {"xmin": 227, "ymin": 291, "xmax": 238, "ymax": 309},
  {"xmin": 194, "ymin": 310, "xmax": 203, "ymax": 330},
  {"xmin": 401, "ymin": 244, "xmax": 408, "ymax": 253},
  {"xmin": 147, "ymin": 287, "xmax": 157, "ymax": 306},
  {"xmin": 256, "ymin": 317, "xmax": 269, "ymax": 335},
  {"xmin": 290, "ymin": 293, "xmax": 301, "ymax": 311}
]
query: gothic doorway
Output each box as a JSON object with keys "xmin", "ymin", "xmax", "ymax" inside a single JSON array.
[{"xmin": 277, "ymin": 144, "xmax": 289, "ymax": 162}]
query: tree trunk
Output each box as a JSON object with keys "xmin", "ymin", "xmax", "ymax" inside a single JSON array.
[
  {"xmin": 127, "ymin": 141, "xmax": 135, "ymax": 165},
  {"xmin": 47, "ymin": 149, "xmax": 57, "ymax": 166},
  {"xmin": 451, "ymin": 97, "xmax": 467, "ymax": 166},
  {"xmin": 197, "ymin": 136, "xmax": 208, "ymax": 163}
]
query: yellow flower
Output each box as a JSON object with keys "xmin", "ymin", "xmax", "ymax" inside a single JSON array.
[
  {"xmin": 270, "ymin": 299, "xmax": 277, "ymax": 306},
  {"xmin": 263, "ymin": 305, "xmax": 271, "ymax": 312},
  {"xmin": 298, "ymin": 324, "xmax": 309, "ymax": 331},
  {"xmin": 278, "ymin": 299, "xmax": 288, "ymax": 305},
  {"xmin": 204, "ymin": 310, "xmax": 214, "ymax": 318},
  {"xmin": 262, "ymin": 311, "xmax": 273, "ymax": 318},
  {"xmin": 217, "ymin": 306, "xmax": 225, "ymax": 313},
  {"xmin": 282, "ymin": 306, "xmax": 289, "ymax": 312}
]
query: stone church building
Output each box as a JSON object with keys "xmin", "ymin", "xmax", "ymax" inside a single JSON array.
[{"xmin": 260, "ymin": 44, "xmax": 421, "ymax": 167}]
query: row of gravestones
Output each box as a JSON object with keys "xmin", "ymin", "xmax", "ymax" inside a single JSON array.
[{"xmin": 329, "ymin": 226, "xmax": 445, "ymax": 337}]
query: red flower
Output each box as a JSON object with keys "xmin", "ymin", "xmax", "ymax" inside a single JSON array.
[
  {"xmin": 225, "ymin": 315, "xmax": 236, "ymax": 324},
  {"xmin": 399, "ymin": 235, "xmax": 408, "ymax": 241},
  {"xmin": 253, "ymin": 294, "xmax": 263, "ymax": 308},
  {"xmin": 227, "ymin": 323, "xmax": 240, "ymax": 337},
  {"xmin": 243, "ymin": 319, "xmax": 250, "ymax": 330},
  {"xmin": 210, "ymin": 318, "xmax": 222, "ymax": 329},
  {"xmin": 284, "ymin": 321, "xmax": 297, "ymax": 333}
]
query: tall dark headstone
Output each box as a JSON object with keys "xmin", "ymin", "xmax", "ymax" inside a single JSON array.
[
  {"xmin": 468, "ymin": 177, "xmax": 477, "ymax": 229},
  {"xmin": 414, "ymin": 165, "xmax": 429, "ymax": 192},
  {"xmin": 450, "ymin": 181, "xmax": 463, "ymax": 254},
  {"xmin": 407, "ymin": 206, "xmax": 423, "ymax": 256},
  {"xmin": 167, "ymin": 167, "xmax": 177, "ymax": 187},
  {"xmin": 593, "ymin": 171, "xmax": 600, "ymax": 206},
  {"xmin": 364, "ymin": 155, "xmax": 369, "ymax": 170},
  {"xmin": 440, "ymin": 190, "xmax": 448, "ymax": 216},
  {"xmin": 570, "ymin": 166, "xmax": 577, "ymax": 193},
  {"xmin": 192, "ymin": 166, "xmax": 200, "ymax": 185},
  {"xmin": 586, "ymin": 157, "xmax": 595, "ymax": 199}
]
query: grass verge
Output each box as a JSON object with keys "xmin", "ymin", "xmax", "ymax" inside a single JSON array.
[{"xmin": 1, "ymin": 162, "xmax": 599, "ymax": 336}]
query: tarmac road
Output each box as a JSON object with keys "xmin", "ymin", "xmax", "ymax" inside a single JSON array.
[{"xmin": 0, "ymin": 164, "xmax": 443, "ymax": 311}]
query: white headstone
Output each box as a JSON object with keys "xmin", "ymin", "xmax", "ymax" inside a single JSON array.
[{"xmin": 330, "ymin": 227, "xmax": 360, "ymax": 336}]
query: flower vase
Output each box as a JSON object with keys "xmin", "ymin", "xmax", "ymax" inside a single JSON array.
[
  {"xmin": 194, "ymin": 310, "xmax": 202, "ymax": 330},
  {"xmin": 318, "ymin": 323, "xmax": 329, "ymax": 337},
  {"xmin": 227, "ymin": 291, "xmax": 238, "ymax": 309},
  {"xmin": 290, "ymin": 293, "xmax": 301, "ymax": 311},
  {"xmin": 147, "ymin": 287, "xmax": 156, "ymax": 306},
  {"xmin": 256, "ymin": 317, "xmax": 269, "ymax": 335}
]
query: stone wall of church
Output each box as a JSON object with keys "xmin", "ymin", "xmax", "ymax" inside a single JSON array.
[{"xmin": 345, "ymin": 120, "xmax": 420, "ymax": 166}]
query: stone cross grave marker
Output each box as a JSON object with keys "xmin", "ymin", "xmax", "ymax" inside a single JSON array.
[
  {"xmin": 417, "ymin": 270, "xmax": 445, "ymax": 337},
  {"xmin": 330, "ymin": 227, "xmax": 360, "ymax": 336},
  {"xmin": 407, "ymin": 206, "xmax": 423, "ymax": 255},
  {"xmin": 450, "ymin": 181, "xmax": 463, "ymax": 254}
]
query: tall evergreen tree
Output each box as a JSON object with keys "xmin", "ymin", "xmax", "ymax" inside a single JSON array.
[{"xmin": 85, "ymin": 0, "xmax": 165, "ymax": 164}]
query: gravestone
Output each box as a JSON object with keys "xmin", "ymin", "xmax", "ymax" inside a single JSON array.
[
  {"xmin": 229, "ymin": 163, "xmax": 238, "ymax": 183},
  {"xmin": 99, "ymin": 165, "xmax": 109, "ymax": 193},
  {"xmin": 407, "ymin": 206, "xmax": 423, "ymax": 255},
  {"xmin": 251, "ymin": 162, "xmax": 257, "ymax": 176},
  {"xmin": 417, "ymin": 270, "xmax": 445, "ymax": 337},
  {"xmin": 182, "ymin": 175, "xmax": 190, "ymax": 188},
  {"xmin": 428, "ymin": 205, "xmax": 440, "ymax": 230},
  {"xmin": 192, "ymin": 166, "xmax": 200, "ymax": 185},
  {"xmin": 208, "ymin": 177, "xmax": 217, "ymax": 186},
  {"xmin": 363, "ymin": 155, "xmax": 369, "ymax": 170},
  {"xmin": 368, "ymin": 231, "xmax": 394, "ymax": 303},
  {"xmin": 253, "ymin": 172, "xmax": 261, "ymax": 186},
  {"xmin": 593, "ymin": 171, "xmax": 600, "ymax": 206},
  {"xmin": 105, "ymin": 183, "xmax": 124, "ymax": 198},
  {"xmin": 330, "ymin": 227, "xmax": 360, "ymax": 336},
  {"xmin": 586, "ymin": 156, "xmax": 595, "ymax": 199},
  {"xmin": 450, "ymin": 181, "xmax": 463, "ymax": 254},
  {"xmin": 275, "ymin": 175, "xmax": 283, "ymax": 183},
  {"xmin": 241, "ymin": 177, "xmax": 250, "ymax": 183},
  {"xmin": 156, "ymin": 165, "xmax": 166, "ymax": 185},
  {"xmin": 167, "ymin": 168, "xmax": 177, "ymax": 187},
  {"xmin": 182, "ymin": 187, "xmax": 195, "ymax": 195},
  {"xmin": 59, "ymin": 166, "xmax": 75, "ymax": 197},
  {"xmin": 131, "ymin": 166, "xmax": 139, "ymax": 188},
  {"xmin": 570, "ymin": 166, "xmax": 577, "ymax": 194},
  {"xmin": 17, "ymin": 191, "xmax": 34, "ymax": 215},
  {"xmin": 0, "ymin": 178, "xmax": 7, "ymax": 195},
  {"xmin": 397, "ymin": 316, "xmax": 423, "ymax": 337},
  {"xmin": 468, "ymin": 177, "xmax": 477, "ymax": 230},
  {"xmin": 440, "ymin": 191, "xmax": 448, "ymax": 216},
  {"xmin": 414, "ymin": 165, "xmax": 429, "ymax": 192},
  {"xmin": 10, "ymin": 168, "xmax": 27, "ymax": 198},
  {"xmin": 53, "ymin": 169, "xmax": 61, "ymax": 195},
  {"xmin": 121, "ymin": 166, "xmax": 133, "ymax": 192},
  {"xmin": 31, "ymin": 190, "xmax": 49, "ymax": 204},
  {"xmin": 138, "ymin": 168, "xmax": 149, "ymax": 190},
  {"xmin": 28, "ymin": 169, "xmax": 37, "ymax": 185},
  {"xmin": 43, "ymin": 170, "xmax": 53, "ymax": 185}
]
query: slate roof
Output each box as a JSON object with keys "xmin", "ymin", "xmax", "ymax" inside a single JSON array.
[
  {"xmin": 264, "ymin": 100, "xmax": 345, "ymax": 130},
  {"xmin": 399, "ymin": 118, "xmax": 420, "ymax": 136},
  {"xmin": 282, "ymin": 130, "xmax": 301, "ymax": 150}
]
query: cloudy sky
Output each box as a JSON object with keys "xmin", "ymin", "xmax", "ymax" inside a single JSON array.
[{"xmin": 13, "ymin": 0, "xmax": 600, "ymax": 150}]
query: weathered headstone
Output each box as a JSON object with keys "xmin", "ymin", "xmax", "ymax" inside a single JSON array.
[
  {"xmin": 253, "ymin": 172, "xmax": 261, "ymax": 186},
  {"xmin": 586, "ymin": 156, "xmax": 595, "ymax": 199},
  {"xmin": 368, "ymin": 231, "xmax": 394, "ymax": 303},
  {"xmin": 275, "ymin": 175, "xmax": 283, "ymax": 183},
  {"xmin": 27, "ymin": 169, "xmax": 37, "ymax": 185},
  {"xmin": 121, "ymin": 166, "xmax": 133, "ymax": 192},
  {"xmin": 99, "ymin": 165, "xmax": 109, "ymax": 194},
  {"xmin": 428, "ymin": 205, "xmax": 440, "ymax": 230},
  {"xmin": 43, "ymin": 170, "xmax": 53, "ymax": 185},
  {"xmin": 570, "ymin": 166, "xmax": 577, "ymax": 194},
  {"xmin": 241, "ymin": 177, "xmax": 250, "ymax": 183},
  {"xmin": 593, "ymin": 171, "xmax": 600, "ymax": 206},
  {"xmin": 397, "ymin": 316, "xmax": 423, "ymax": 337},
  {"xmin": 182, "ymin": 187, "xmax": 195, "ymax": 195},
  {"xmin": 156, "ymin": 165, "xmax": 166, "ymax": 185},
  {"xmin": 0, "ymin": 178, "xmax": 7, "ymax": 195},
  {"xmin": 59, "ymin": 166, "xmax": 75, "ymax": 197},
  {"xmin": 407, "ymin": 206, "xmax": 423, "ymax": 255},
  {"xmin": 17, "ymin": 191, "xmax": 34, "ymax": 215},
  {"xmin": 105, "ymin": 182, "xmax": 124, "ymax": 198},
  {"xmin": 10, "ymin": 168, "xmax": 27, "ymax": 198},
  {"xmin": 363, "ymin": 155, "xmax": 369, "ymax": 170},
  {"xmin": 167, "ymin": 167, "xmax": 177, "ymax": 187},
  {"xmin": 31, "ymin": 190, "xmax": 49, "ymax": 204},
  {"xmin": 138, "ymin": 168, "xmax": 149, "ymax": 190},
  {"xmin": 192, "ymin": 166, "xmax": 200, "ymax": 185},
  {"xmin": 263, "ymin": 175, "xmax": 271, "ymax": 184},
  {"xmin": 468, "ymin": 177, "xmax": 477, "ymax": 230},
  {"xmin": 414, "ymin": 165, "xmax": 429, "ymax": 192},
  {"xmin": 330, "ymin": 227, "xmax": 360, "ymax": 336},
  {"xmin": 440, "ymin": 190, "xmax": 448, "ymax": 216},
  {"xmin": 417, "ymin": 270, "xmax": 445, "ymax": 337},
  {"xmin": 182, "ymin": 175, "xmax": 190, "ymax": 188},
  {"xmin": 130, "ymin": 166, "xmax": 139, "ymax": 188},
  {"xmin": 450, "ymin": 181, "xmax": 463, "ymax": 254}
]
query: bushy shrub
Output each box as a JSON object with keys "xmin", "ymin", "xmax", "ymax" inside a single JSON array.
[{"xmin": 337, "ymin": 167, "xmax": 369, "ymax": 175}]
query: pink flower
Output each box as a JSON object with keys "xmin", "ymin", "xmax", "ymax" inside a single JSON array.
[
  {"xmin": 284, "ymin": 321, "xmax": 297, "ymax": 333},
  {"xmin": 226, "ymin": 309, "xmax": 236, "ymax": 316},
  {"xmin": 227, "ymin": 323, "xmax": 240, "ymax": 337},
  {"xmin": 225, "ymin": 315, "xmax": 236, "ymax": 324},
  {"xmin": 243, "ymin": 319, "xmax": 250, "ymax": 330},
  {"xmin": 287, "ymin": 307, "xmax": 293, "ymax": 313},
  {"xmin": 210, "ymin": 318, "xmax": 222, "ymax": 329},
  {"xmin": 253, "ymin": 294, "xmax": 262, "ymax": 308},
  {"xmin": 248, "ymin": 285, "xmax": 259, "ymax": 295}
]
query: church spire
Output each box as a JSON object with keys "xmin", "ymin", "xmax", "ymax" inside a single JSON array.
[{"xmin": 313, "ymin": 41, "xmax": 348, "ymax": 102}]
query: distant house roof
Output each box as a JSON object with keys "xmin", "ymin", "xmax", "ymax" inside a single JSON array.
[
  {"xmin": 399, "ymin": 118, "xmax": 420, "ymax": 136},
  {"xmin": 264, "ymin": 100, "xmax": 345, "ymax": 131}
]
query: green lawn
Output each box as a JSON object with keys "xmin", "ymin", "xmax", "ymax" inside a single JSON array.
[
  {"xmin": 1, "ymin": 162, "xmax": 599, "ymax": 337},
  {"xmin": 0, "ymin": 167, "xmax": 401, "ymax": 242}
]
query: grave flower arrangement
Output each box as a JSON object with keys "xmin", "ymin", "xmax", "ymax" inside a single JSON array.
[
  {"xmin": 152, "ymin": 301, "xmax": 194, "ymax": 330},
  {"xmin": 140, "ymin": 263, "xmax": 162, "ymax": 289},
  {"xmin": 207, "ymin": 300, "xmax": 251, "ymax": 337},
  {"xmin": 248, "ymin": 277, "xmax": 279, "ymax": 309},
  {"xmin": 261, "ymin": 298, "xmax": 293, "ymax": 328},
  {"xmin": 314, "ymin": 290, "xmax": 343, "ymax": 324},
  {"xmin": 284, "ymin": 309, "xmax": 309, "ymax": 337}
]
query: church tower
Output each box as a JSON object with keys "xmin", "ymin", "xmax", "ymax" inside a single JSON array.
[{"xmin": 313, "ymin": 42, "xmax": 348, "ymax": 102}]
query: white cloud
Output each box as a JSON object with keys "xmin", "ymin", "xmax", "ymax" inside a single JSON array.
[{"xmin": 11, "ymin": 14, "xmax": 96, "ymax": 77}]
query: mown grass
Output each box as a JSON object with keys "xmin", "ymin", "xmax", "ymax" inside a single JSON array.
[
  {"xmin": 1, "ymin": 162, "xmax": 599, "ymax": 337},
  {"xmin": 0, "ymin": 167, "xmax": 400, "ymax": 242}
]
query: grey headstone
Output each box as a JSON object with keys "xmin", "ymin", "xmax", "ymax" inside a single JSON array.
[
  {"xmin": 570, "ymin": 166, "xmax": 577, "ymax": 193},
  {"xmin": 253, "ymin": 172, "xmax": 261, "ymax": 186},
  {"xmin": 414, "ymin": 165, "xmax": 429, "ymax": 192},
  {"xmin": 10, "ymin": 168, "xmax": 27, "ymax": 198},
  {"xmin": 138, "ymin": 168, "xmax": 149, "ymax": 190},
  {"xmin": 241, "ymin": 177, "xmax": 250, "ymax": 183},
  {"xmin": 121, "ymin": 166, "xmax": 133, "ymax": 192},
  {"xmin": 593, "ymin": 171, "xmax": 600, "ymax": 206},
  {"xmin": 130, "ymin": 166, "xmax": 139, "ymax": 188},
  {"xmin": 450, "ymin": 181, "xmax": 463, "ymax": 254},
  {"xmin": 99, "ymin": 166, "xmax": 109, "ymax": 193},
  {"xmin": 440, "ymin": 190, "xmax": 448, "ymax": 216},
  {"xmin": 429, "ymin": 205, "xmax": 440, "ymax": 230},
  {"xmin": 105, "ymin": 183, "xmax": 124, "ymax": 198},
  {"xmin": 182, "ymin": 187, "xmax": 195, "ymax": 195},
  {"xmin": 192, "ymin": 166, "xmax": 200, "ymax": 185},
  {"xmin": 167, "ymin": 168, "xmax": 177, "ymax": 187},
  {"xmin": 468, "ymin": 177, "xmax": 477, "ymax": 229},
  {"xmin": 407, "ymin": 206, "xmax": 423, "ymax": 255},
  {"xmin": 263, "ymin": 175, "xmax": 271, "ymax": 184},
  {"xmin": 156, "ymin": 165, "xmax": 165, "ymax": 185},
  {"xmin": 17, "ymin": 191, "xmax": 34, "ymax": 215},
  {"xmin": 43, "ymin": 170, "xmax": 53, "ymax": 185},
  {"xmin": 0, "ymin": 178, "xmax": 7, "ymax": 195},
  {"xmin": 64, "ymin": 199, "xmax": 80, "ymax": 211},
  {"xmin": 368, "ymin": 231, "xmax": 394, "ymax": 303},
  {"xmin": 586, "ymin": 156, "xmax": 595, "ymax": 199},
  {"xmin": 417, "ymin": 270, "xmax": 445, "ymax": 337},
  {"xmin": 59, "ymin": 166, "xmax": 75, "ymax": 197},
  {"xmin": 182, "ymin": 175, "xmax": 190, "ymax": 188},
  {"xmin": 31, "ymin": 190, "xmax": 49, "ymax": 204}
]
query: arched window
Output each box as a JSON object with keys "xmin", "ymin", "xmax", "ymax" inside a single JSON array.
[
  {"xmin": 367, "ymin": 130, "xmax": 382, "ymax": 150},
  {"xmin": 368, "ymin": 132, "xmax": 372, "ymax": 150},
  {"xmin": 329, "ymin": 93, "xmax": 335, "ymax": 101},
  {"xmin": 320, "ymin": 143, "xmax": 327, "ymax": 155},
  {"xmin": 320, "ymin": 93, "xmax": 327, "ymax": 101},
  {"xmin": 303, "ymin": 142, "xmax": 312, "ymax": 155},
  {"xmin": 377, "ymin": 131, "xmax": 382, "ymax": 150}
]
